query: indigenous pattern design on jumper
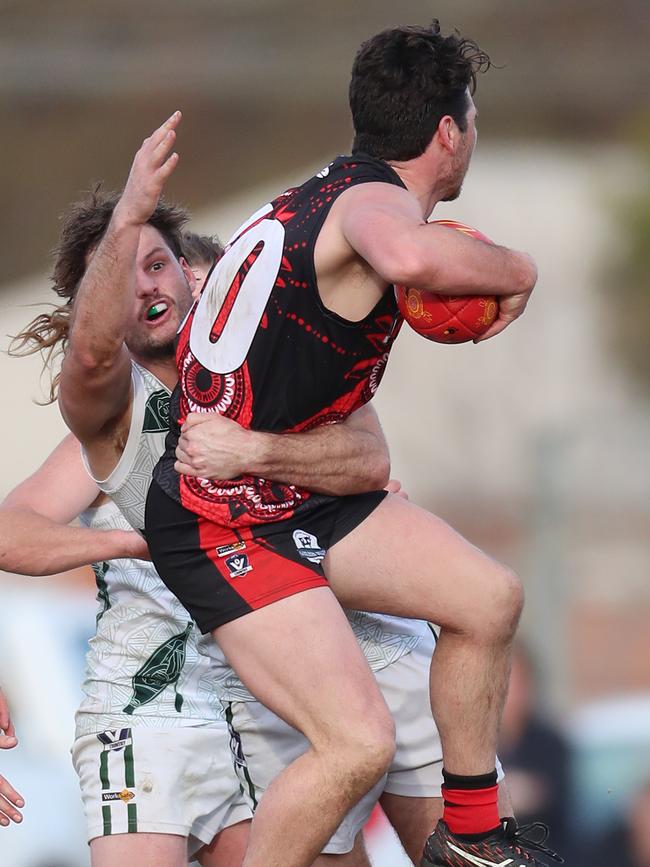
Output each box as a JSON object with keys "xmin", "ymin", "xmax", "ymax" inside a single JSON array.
[
  {"xmin": 153, "ymin": 154, "xmax": 405, "ymax": 528},
  {"xmin": 76, "ymin": 501, "xmax": 225, "ymax": 737}
]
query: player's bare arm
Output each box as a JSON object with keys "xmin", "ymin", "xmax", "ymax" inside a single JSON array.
[
  {"xmin": 0, "ymin": 687, "xmax": 23, "ymax": 827},
  {"xmin": 174, "ymin": 404, "xmax": 390, "ymax": 495},
  {"xmin": 0, "ymin": 434, "xmax": 148, "ymax": 575},
  {"xmin": 59, "ymin": 111, "xmax": 182, "ymax": 444},
  {"xmin": 335, "ymin": 182, "xmax": 535, "ymax": 299}
]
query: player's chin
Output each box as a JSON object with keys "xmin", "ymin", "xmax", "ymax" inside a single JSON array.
[
  {"xmin": 440, "ymin": 184, "xmax": 462, "ymax": 203},
  {"xmin": 138, "ymin": 334, "xmax": 176, "ymax": 360}
]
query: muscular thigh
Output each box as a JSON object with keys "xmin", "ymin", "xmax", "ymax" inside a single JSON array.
[
  {"xmin": 91, "ymin": 832, "xmax": 186, "ymax": 867},
  {"xmin": 214, "ymin": 587, "xmax": 392, "ymax": 746},
  {"xmin": 324, "ymin": 493, "xmax": 506, "ymax": 630}
]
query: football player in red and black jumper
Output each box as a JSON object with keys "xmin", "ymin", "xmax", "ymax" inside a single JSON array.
[{"xmin": 145, "ymin": 21, "xmax": 561, "ymax": 867}]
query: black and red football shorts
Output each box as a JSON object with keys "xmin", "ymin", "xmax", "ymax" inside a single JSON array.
[{"xmin": 145, "ymin": 480, "xmax": 387, "ymax": 634}]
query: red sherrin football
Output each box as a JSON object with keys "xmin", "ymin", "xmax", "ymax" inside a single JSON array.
[{"xmin": 395, "ymin": 219, "xmax": 499, "ymax": 344}]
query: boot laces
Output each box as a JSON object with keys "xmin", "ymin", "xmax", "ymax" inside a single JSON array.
[{"xmin": 503, "ymin": 818, "xmax": 565, "ymax": 863}]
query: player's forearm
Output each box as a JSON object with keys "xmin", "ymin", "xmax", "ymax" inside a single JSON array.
[
  {"xmin": 67, "ymin": 216, "xmax": 140, "ymax": 369},
  {"xmin": 246, "ymin": 424, "xmax": 390, "ymax": 496},
  {"xmin": 0, "ymin": 508, "xmax": 134, "ymax": 576},
  {"xmin": 405, "ymin": 225, "xmax": 537, "ymax": 298}
]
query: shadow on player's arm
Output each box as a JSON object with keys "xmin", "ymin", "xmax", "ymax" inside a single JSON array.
[
  {"xmin": 174, "ymin": 404, "xmax": 391, "ymax": 496},
  {"xmin": 0, "ymin": 433, "xmax": 147, "ymax": 577}
]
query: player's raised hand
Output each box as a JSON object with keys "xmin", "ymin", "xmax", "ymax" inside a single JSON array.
[{"xmin": 114, "ymin": 110, "xmax": 182, "ymax": 228}]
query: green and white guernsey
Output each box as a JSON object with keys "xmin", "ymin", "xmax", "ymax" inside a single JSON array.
[
  {"xmin": 78, "ymin": 361, "xmax": 428, "ymax": 722},
  {"xmin": 76, "ymin": 499, "xmax": 225, "ymax": 736}
]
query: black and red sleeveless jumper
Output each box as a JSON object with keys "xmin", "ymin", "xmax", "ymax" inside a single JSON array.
[{"xmin": 153, "ymin": 154, "xmax": 405, "ymax": 527}]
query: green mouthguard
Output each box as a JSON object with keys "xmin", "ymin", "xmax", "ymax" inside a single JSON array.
[{"xmin": 147, "ymin": 303, "xmax": 166, "ymax": 320}]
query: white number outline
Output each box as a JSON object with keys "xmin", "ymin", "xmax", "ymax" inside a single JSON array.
[{"xmin": 189, "ymin": 215, "xmax": 285, "ymax": 374}]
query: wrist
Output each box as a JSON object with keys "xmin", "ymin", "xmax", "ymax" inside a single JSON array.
[
  {"xmin": 111, "ymin": 203, "xmax": 148, "ymax": 236},
  {"xmin": 246, "ymin": 430, "xmax": 276, "ymax": 477},
  {"xmin": 103, "ymin": 529, "xmax": 136, "ymax": 560}
]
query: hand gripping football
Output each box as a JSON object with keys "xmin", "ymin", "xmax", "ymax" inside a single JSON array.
[{"xmin": 395, "ymin": 220, "xmax": 499, "ymax": 344}]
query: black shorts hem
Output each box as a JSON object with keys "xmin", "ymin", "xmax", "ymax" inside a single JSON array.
[
  {"xmin": 198, "ymin": 577, "xmax": 328, "ymax": 634},
  {"xmin": 329, "ymin": 489, "xmax": 388, "ymax": 548}
]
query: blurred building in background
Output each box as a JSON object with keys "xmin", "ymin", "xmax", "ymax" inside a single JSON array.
[{"xmin": 1, "ymin": 2, "xmax": 649, "ymax": 864}]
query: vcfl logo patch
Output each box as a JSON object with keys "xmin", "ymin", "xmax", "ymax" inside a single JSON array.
[
  {"xmin": 96, "ymin": 728, "xmax": 132, "ymax": 752},
  {"xmin": 225, "ymin": 553, "xmax": 252, "ymax": 578},
  {"xmin": 292, "ymin": 530, "xmax": 326, "ymax": 564}
]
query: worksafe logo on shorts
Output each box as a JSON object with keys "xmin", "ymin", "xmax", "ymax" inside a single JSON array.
[
  {"xmin": 102, "ymin": 789, "xmax": 135, "ymax": 803},
  {"xmin": 292, "ymin": 530, "xmax": 326, "ymax": 564},
  {"xmin": 225, "ymin": 553, "xmax": 252, "ymax": 578},
  {"xmin": 216, "ymin": 540, "xmax": 247, "ymax": 558}
]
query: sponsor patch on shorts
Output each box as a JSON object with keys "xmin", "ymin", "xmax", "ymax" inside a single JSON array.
[
  {"xmin": 102, "ymin": 789, "xmax": 135, "ymax": 803},
  {"xmin": 216, "ymin": 540, "xmax": 247, "ymax": 558},
  {"xmin": 292, "ymin": 530, "xmax": 326, "ymax": 564},
  {"xmin": 96, "ymin": 728, "xmax": 132, "ymax": 752},
  {"xmin": 225, "ymin": 553, "xmax": 253, "ymax": 578}
]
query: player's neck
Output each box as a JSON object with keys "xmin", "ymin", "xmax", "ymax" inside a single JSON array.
[
  {"xmin": 387, "ymin": 157, "xmax": 444, "ymax": 219},
  {"xmin": 131, "ymin": 353, "xmax": 179, "ymax": 390}
]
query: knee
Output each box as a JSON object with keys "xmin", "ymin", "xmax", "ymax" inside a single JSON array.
[
  {"xmin": 338, "ymin": 709, "xmax": 396, "ymax": 785},
  {"xmin": 484, "ymin": 563, "xmax": 524, "ymax": 640}
]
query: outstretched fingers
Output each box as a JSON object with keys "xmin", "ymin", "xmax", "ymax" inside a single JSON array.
[
  {"xmin": 0, "ymin": 777, "xmax": 24, "ymax": 826},
  {"xmin": 144, "ymin": 113, "xmax": 181, "ymax": 177},
  {"xmin": 116, "ymin": 110, "xmax": 183, "ymax": 225},
  {"xmin": 145, "ymin": 110, "xmax": 182, "ymax": 152}
]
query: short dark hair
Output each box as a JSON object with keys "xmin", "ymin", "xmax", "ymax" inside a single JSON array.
[
  {"xmin": 350, "ymin": 20, "xmax": 491, "ymax": 161},
  {"xmin": 180, "ymin": 231, "xmax": 224, "ymax": 268},
  {"xmin": 9, "ymin": 187, "xmax": 188, "ymax": 402}
]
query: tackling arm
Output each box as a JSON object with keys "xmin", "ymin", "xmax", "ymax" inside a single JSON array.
[
  {"xmin": 175, "ymin": 404, "xmax": 391, "ymax": 495},
  {"xmin": 0, "ymin": 435, "xmax": 147, "ymax": 576}
]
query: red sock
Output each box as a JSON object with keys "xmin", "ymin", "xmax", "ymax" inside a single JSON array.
[{"xmin": 442, "ymin": 782, "xmax": 500, "ymax": 836}]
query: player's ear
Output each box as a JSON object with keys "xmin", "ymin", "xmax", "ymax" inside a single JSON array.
[
  {"xmin": 180, "ymin": 257, "xmax": 199, "ymax": 298},
  {"xmin": 436, "ymin": 115, "xmax": 457, "ymax": 155}
]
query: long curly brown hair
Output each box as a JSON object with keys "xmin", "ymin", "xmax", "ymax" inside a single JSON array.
[{"xmin": 9, "ymin": 187, "xmax": 188, "ymax": 403}]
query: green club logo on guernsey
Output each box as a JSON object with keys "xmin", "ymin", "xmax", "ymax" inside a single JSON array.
[
  {"xmin": 142, "ymin": 389, "xmax": 170, "ymax": 433},
  {"xmin": 92, "ymin": 562, "xmax": 111, "ymax": 624},
  {"xmin": 123, "ymin": 623, "xmax": 192, "ymax": 714}
]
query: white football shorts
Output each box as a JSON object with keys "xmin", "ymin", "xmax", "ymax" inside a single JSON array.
[{"xmin": 71, "ymin": 724, "xmax": 252, "ymax": 857}]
